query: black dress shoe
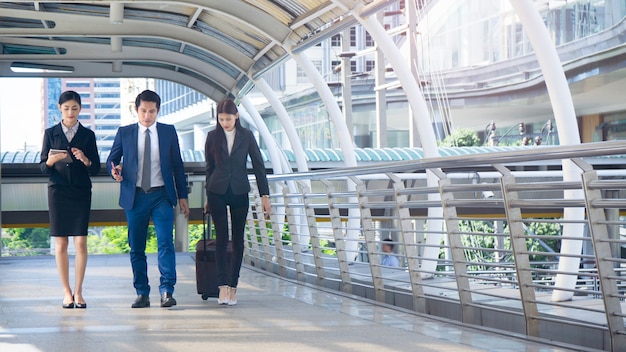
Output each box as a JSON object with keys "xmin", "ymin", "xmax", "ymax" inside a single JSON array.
[
  {"xmin": 160, "ymin": 292, "xmax": 177, "ymax": 308},
  {"xmin": 131, "ymin": 295, "xmax": 150, "ymax": 308},
  {"xmin": 62, "ymin": 301, "xmax": 75, "ymax": 309},
  {"xmin": 74, "ymin": 295, "xmax": 87, "ymax": 309}
]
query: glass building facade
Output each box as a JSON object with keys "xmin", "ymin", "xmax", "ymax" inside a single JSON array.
[
  {"xmin": 44, "ymin": 78, "xmax": 121, "ymax": 152},
  {"xmin": 156, "ymin": 79, "xmax": 208, "ymax": 117},
  {"xmin": 253, "ymin": 0, "xmax": 626, "ymax": 150},
  {"xmin": 417, "ymin": 0, "xmax": 625, "ymax": 72}
]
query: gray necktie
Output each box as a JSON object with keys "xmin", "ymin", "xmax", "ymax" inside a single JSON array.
[{"xmin": 141, "ymin": 129, "xmax": 151, "ymax": 192}]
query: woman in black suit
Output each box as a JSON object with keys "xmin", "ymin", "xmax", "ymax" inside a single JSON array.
[
  {"xmin": 204, "ymin": 99, "xmax": 271, "ymax": 305},
  {"xmin": 40, "ymin": 90, "xmax": 100, "ymax": 309}
]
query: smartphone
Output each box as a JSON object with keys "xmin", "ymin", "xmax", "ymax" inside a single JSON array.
[{"xmin": 111, "ymin": 161, "xmax": 119, "ymax": 176}]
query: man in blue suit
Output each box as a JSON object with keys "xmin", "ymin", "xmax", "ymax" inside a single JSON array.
[{"xmin": 107, "ymin": 90, "xmax": 189, "ymax": 308}]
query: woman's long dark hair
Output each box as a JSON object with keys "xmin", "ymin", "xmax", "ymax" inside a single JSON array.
[{"xmin": 209, "ymin": 99, "xmax": 242, "ymax": 165}]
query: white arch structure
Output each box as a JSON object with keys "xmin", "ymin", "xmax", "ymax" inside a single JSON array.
[
  {"xmin": 330, "ymin": 0, "xmax": 444, "ymax": 273},
  {"xmin": 508, "ymin": 0, "xmax": 584, "ymax": 302},
  {"xmin": 239, "ymin": 97, "xmax": 311, "ymax": 249}
]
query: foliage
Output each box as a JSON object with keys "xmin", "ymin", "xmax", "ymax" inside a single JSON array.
[
  {"xmin": 457, "ymin": 220, "xmax": 502, "ymax": 271},
  {"xmin": 319, "ymin": 239, "xmax": 337, "ymax": 255},
  {"xmin": 246, "ymin": 219, "xmax": 291, "ymax": 245},
  {"xmin": 89, "ymin": 224, "xmax": 209, "ymax": 254},
  {"xmin": 2, "ymin": 224, "xmax": 241, "ymax": 256},
  {"xmin": 452, "ymin": 220, "xmax": 561, "ymax": 271},
  {"xmin": 526, "ymin": 222, "xmax": 561, "ymax": 263},
  {"xmin": 441, "ymin": 128, "xmax": 480, "ymax": 147},
  {"xmin": 188, "ymin": 224, "xmax": 206, "ymax": 252},
  {"xmin": 1, "ymin": 228, "xmax": 50, "ymax": 256},
  {"xmin": 88, "ymin": 226, "xmax": 130, "ymax": 254}
]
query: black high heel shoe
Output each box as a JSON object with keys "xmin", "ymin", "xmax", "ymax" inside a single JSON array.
[{"xmin": 73, "ymin": 295, "xmax": 87, "ymax": 309}]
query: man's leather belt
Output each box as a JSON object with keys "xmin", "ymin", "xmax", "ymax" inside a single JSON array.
[{"xmin": 136, "ymin": 186, "xmax": 164, "ymax": 194}]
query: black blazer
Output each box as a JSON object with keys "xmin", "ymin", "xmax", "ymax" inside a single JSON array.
[
  {"xmin": 40, "ymin": 123, "xmax": 101, "ymax": 188},
  {"xmin": 205, "ymin": 126, "xmax": 269, "ymax": 197}
]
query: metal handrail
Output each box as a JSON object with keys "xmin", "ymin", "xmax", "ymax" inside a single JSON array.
[
  {"xmin": 243, "ymin": 141, "xmax": 626, "ymax": 351},
  {"xmin": 265, "ymin": 141, "xmax": 626, "ymax": 182}
]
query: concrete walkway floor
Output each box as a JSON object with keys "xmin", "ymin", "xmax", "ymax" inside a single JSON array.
[{"xmin": 0, "ymin": 253, "xmax": 588, "ymax": 352}]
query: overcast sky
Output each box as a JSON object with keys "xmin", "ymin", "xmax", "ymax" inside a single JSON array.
[{"xmin": 0, "ymin": 78, "xmax": 43, "ymax": 152}]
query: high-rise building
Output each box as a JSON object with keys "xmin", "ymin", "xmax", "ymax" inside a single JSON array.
[
  {"xmin": 43, "ymin": 77, "xmax": 210, "ymax": 154},
  {"xmin": 44, "ymin": 78, "xmax": 122, "ymax": 153}
]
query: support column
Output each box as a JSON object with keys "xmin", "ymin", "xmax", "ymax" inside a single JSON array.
[
  {"xmin": 374, "ymin": 11, "xmax": 387, "ymax": 148},
  {"xmin": 193, "ymin": 124, "xmax": 207, "ymax": 151},
  {"xmin": 340, "ymin": 28, "xmax": 354, "ymax": 135},
  {"xmin": 292, "ymin": 52, "xmax": 360, "ymax": 260},
  {"xmin": 509, "ymin": 0, "xmax": 584, "ymax": 302},
  {"xmin": 292, "ymin": 53, "xmax": 357, "ymax": 167},
  {"xmin": 239, "ymin": 96, "xmax": 287, "ymax": 175},
  {"xmin": 174, "ymin": 205, "xmax": 189, "ymax": 252},
  {"xmin": 332, "ymin": 0, "xmax": 443, "ymax": 274},
  {"xmin": 254, "ymin": 78, "xmax": 309, "ymax": 172},
  {"xmin": 240, "ymin": 97, "xmax": 310, "ymax": 249},
  {"xmin": 407, "ymin": 0, "xmax": 420, "ymax": 147}
]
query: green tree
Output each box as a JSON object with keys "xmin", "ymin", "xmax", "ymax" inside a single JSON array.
[
  {"xmin": 88, "ymin": 226, "xmax": 167, "ymax": 254},
  {"xmin": 441, "ymin": 128, "xmax": 480, "ymax": 147},
  {"xmin": 87, "ymin": 226, "xmax": 128, "ymax": 254},
  {"xmin": 188, "ymin": 224, "xmax": 205, "ymax": 251},
  {"xmin": 1, "ymin": 228, "xmax": 50, "ymax": 256},
  {"xmin": 526, "ymin": 221, "xmax": 561, "ymax": 264}
]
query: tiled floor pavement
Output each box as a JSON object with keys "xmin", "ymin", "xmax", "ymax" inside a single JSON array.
[{"xmin": 0, "ymin": 253, "xmax": 590, "ymax": 352}]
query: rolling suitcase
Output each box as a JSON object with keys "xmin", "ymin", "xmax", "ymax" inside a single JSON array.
[{"xmin": 195, "ymin": 213, "xmax": 231, "ymax": 300}]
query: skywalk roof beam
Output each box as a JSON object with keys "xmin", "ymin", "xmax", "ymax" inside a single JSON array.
[
  {"xmin": 359, "ymin": 0, "xmax": 401, "ymax": 18},
  {"xmin": 289, "ymin": 1, "xmax": 336, "ymax": 29}
]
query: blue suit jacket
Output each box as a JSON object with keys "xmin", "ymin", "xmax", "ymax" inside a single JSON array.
[{"xmin": 106, "ymin": 122, "xmax": 188, "ymax": 210}]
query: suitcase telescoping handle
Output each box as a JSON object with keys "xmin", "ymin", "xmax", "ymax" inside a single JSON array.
[
  {"xmin": 202, "ymin": 211, "xmax": 211, "ymax": 253},
  {"xmin": 202, "ymin": 212, "xmax": 211, "ymax": 253}
]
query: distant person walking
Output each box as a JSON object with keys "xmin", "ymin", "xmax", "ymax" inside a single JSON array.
[
  {"xmin": 204, "ymin": 99, "xmax": 271, "ymax": 305},
  {"xmin": 107, "ymin": 90, "xmax": 189, "ymax": 309},
  {"xmin": 40, "ymin": 90, "xmax": 100, "ymax": 309}
]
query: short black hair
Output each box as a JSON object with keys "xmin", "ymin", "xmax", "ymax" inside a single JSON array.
[
  {"xmin": 135, "ymin": 89, "xmax": 161, "ymax": 110},
  {"xmin": 58, "ymin": 90, "xmax": 82, "ymax": 106},
  {"xmin": 382, "ymin": 238, "xmax": 394, "ymax": 250}
]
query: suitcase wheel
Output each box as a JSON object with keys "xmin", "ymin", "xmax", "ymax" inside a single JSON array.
[{"xmin": 201, "ymin": 293, "xmax": 210, "ymax": 301}]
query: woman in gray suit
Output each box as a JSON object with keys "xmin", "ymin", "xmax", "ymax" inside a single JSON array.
[
  {"xmin": 204, "ymin": 99, "xmax": 271, "ymax": 305},
  {"xmin": 40, "ymin": 90, "xmax": 100, "ymax": 309}
]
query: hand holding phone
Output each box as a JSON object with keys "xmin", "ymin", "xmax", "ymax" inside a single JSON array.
[{"xmin": 111, "ymin": 161, "xmax": 122, "ymax": 180}]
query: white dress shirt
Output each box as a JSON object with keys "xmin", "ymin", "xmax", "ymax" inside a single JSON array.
[
  {"xmin": 225, "ymin": 128, "xmax": 236, "ymax": 155},
  {"xmin": 62, "ymin": 121, "xmax": 80, "ymax": 143},
  {"xmin": 137, "ymin": 123, "xmax": 164, "ymax": 188}
]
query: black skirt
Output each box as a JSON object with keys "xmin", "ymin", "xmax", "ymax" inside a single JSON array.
[{"xmin": 48, "ymin": 184, "xmax": 92, "ymax": 237}]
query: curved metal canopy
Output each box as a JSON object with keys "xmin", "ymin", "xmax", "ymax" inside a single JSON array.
[{"xmin": 0, "ymin": 0, "xmax": 359, "ymax": 102}]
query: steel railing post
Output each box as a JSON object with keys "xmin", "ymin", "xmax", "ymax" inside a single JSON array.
[
  {"xmin": 286, "ymin": 182, "xmax": 306, "ymax": 281},
  {"xmin": 575, "ymin": 159, "xmax": 626, "ymax": 351},
  {"xmin": 388, "ymin": 173, "xmax": 426, "ymax": 313},
  {"xmin": 495, "ymin": 164, "xmax": 540, "ymax": 337},
  {"xmin": 350, "ymin": 176, "xmax": 385, "ymax": 303},
  {"xmin": 300, "ymin": 182, "xmax": 326, "ymax": 285},
  {"xmin": 321, "ymin": 179, "xmax": 353, "ymax": 294}
]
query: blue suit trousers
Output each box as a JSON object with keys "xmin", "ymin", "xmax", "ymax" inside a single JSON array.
[{"xmin": 126, "ymin": 188, "xmax": 176, "ymax": 296}]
